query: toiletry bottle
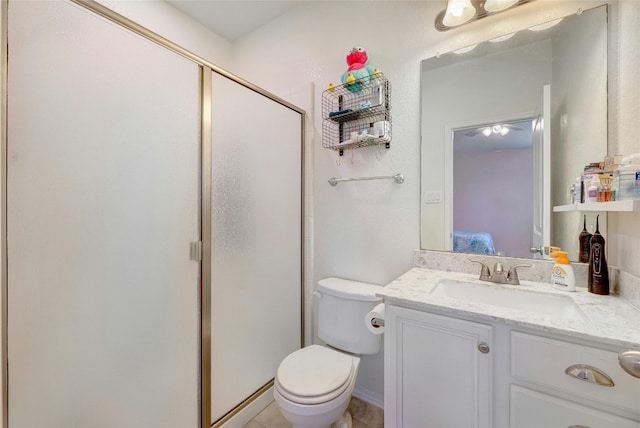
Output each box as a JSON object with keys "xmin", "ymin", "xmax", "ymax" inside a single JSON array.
[
  {"xmin": 551, "ymin": 251, "xmax": 576, "ymax": 292},
  {"xmin": 587, "ymin": 174, "xmax": 600, "ymax": 203},
  {"xmin": 574, "ymin": 176, "xmax": 582, "ymax": 204},
  {"xmin": 544, "ymin": 245, "xmax": 560, "ymax": 260},
  {"xmin": 569, "ymin": 183, "xmax": 576, "ymax": 204},
  {"xmin": 578, "ymin": 214, "xmax": 592, "ymax": 263},
  {"xmin": 588, "ymin": 215, "xmax": 609, "ymax": 295}
]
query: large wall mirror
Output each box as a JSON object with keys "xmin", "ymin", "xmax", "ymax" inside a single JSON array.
[{"xmin": 420, "ymin": 5, "xmax": 608, "ymax": 262}]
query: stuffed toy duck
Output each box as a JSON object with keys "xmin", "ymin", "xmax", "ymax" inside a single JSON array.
[{"xmin": 341, "ymin": 46, "xmax": 376, "ymax": 92}]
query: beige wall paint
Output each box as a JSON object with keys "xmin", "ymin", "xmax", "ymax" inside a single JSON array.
[
  {"xmin": 231, "ymin": 0, "xmax": 640, "ymax": 404},
  {"xmin": 97, "ymin": 0, "xmax": 233, "ymax": 70}
]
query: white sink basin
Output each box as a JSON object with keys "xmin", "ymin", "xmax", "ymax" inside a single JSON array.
[{"xmin": 430, "ymin": 278, "xmax": 588, "ymax": 321}]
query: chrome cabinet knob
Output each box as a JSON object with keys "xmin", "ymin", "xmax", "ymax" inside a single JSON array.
[
  {"xmin": 565, "ymin": 364, "xmax": 614, "ymax": 387},
  {"xmin": 618, "ymin": 350, "xmax": 640, "ymax": 378},
  {"xmin": 478, "ymin": 342, "xmax": 490, "ymax": 354}
]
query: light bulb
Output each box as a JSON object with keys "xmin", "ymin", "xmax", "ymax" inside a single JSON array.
[
  {"xmin": 482, "ymin": 128, "xmax": 492, "ymax": 137},
  {"xmin": 484, "ymin": 0, "xmax": 519, "ymax": 13},
  {"xmin": 450, "ymin": 2, "xmax": 464, "ymax": 16},
  {"xmin": 500, "ymin": 127, "xmax": 510, "ymax": 136},
  {"xmin": 442, "ymin": 0, "xmax": 476, "ymax": 27}
]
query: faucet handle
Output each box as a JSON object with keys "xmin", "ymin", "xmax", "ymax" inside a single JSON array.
[
  {"xmin": 470, "ymin": 259, "xmax": 491, "ymax": 281},
  {"xmin": 506, "ymin": 264, "xmax": 532, "ymax": 285},
  {"xmin": 493, "ymin": 262, "xmax": 504, "ymax": 274}
]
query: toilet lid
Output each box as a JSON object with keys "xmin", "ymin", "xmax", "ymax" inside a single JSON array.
[{"xmin": 276, "ymin": 345, "xmax": 354, "ymax": 404}]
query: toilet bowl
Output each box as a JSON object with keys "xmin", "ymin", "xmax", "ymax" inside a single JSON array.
[
  {"xmin": 274, "ymin": 345, "xmax": 360, "ymax": 428},
  {"xmin": 273, "ymin": 278, "xmax": 383, "ymax": 428}
]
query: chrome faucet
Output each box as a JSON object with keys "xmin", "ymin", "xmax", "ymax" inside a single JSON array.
[{"xmin": 471, "ymin": 259, "xmax": 531, "ymax": 285}]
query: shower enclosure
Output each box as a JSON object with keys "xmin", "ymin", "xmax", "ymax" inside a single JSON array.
[{"xmin": 3, "ymin": 1, "xmax": 303, "ymax": 426}]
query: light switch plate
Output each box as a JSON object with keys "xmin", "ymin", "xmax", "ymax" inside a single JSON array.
[{"xmin": 423, "ymin": 190, "xmax": 443, "ymax": 204}]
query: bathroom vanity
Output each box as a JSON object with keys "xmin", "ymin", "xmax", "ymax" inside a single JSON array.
[{"xmin": 380, "ymin": 268, "xmax": 640, "ymax": 428}]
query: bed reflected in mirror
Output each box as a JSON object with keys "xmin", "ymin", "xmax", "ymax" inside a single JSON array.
[{"xmin": 452, "ymin": 119, "xmax": 534, "ymax": 258}]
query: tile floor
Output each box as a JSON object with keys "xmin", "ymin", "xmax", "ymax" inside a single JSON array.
[{"xmin": 244, "ymin": 396, "xmax": 384, "ymax": 428}]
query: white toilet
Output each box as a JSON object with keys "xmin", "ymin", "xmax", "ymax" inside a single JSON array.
[{"xmin": 274, "ymin": 277, "xmax": 383, "ymax": 428}]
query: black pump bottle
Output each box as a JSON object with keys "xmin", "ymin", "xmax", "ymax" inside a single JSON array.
[
  {"xmin": 588, "ymin": 215, "xmax": 609, "ymax": 295},
  {"xmin": 578, "ymin": 215, "xmax": 592, "ymax": 263}
]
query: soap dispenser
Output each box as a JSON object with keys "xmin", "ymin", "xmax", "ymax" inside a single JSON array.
[
  {"xmin": 578, "ymin": 215, "xmax": 592, "ymax": 263},
  {"xmin": 588, "ymin": 215, "xmax": 609, "ymax": 295},
  {"xmin": 551, "ymin": 251, "xmax": 576, "ymax": 292}
]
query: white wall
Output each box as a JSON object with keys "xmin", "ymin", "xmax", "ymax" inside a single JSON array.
[
  {"xmin": 608, "ymin": 1, "xmax": 640, "ymax": 279},
  {"xmin": 231, "ymin": 0, "xmax": 640, "ymax": 404},
  {"xmin": 454, "ymin": 148, "xmax": 533, "ymax": 258},
  {"xmin": 97, "ymin": 0, "xmax": 233, "ymax": 69},
  {"xmin": 551, "ymin": 5, "xmax": 608, "ymax": 261}
]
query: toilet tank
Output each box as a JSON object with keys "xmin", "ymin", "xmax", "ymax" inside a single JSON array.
[{"xmin": 317, "ymin": 277, "xmax": 383, "ymax": 355}]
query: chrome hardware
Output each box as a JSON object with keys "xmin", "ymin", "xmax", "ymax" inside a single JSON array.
[
  {"xmin": 568, "ymin": 425, "xmax": 591, "ymax": 428},
  {"xmin": 470, "ymin": 259, "xmax": 528, "ymax": 285},
  {"xmin": 618, "ymin": 350, "xmax": 640, "ymax": 378},
  {"xmin": 491, "ymin": 262, "xmax": 506, "ymax": 283},
  {"xmin": 470, "ymin": 259, "xmax": 491, "ymax": 281},
  {"xmin": 565, "ymin": 364, "xmax": 614, "ymax": 387},
  {"xmin": 370, "ymin": 318, "xmax": 385, "ymax": 328},
  {"xmin": 506, "ymin": 264, "xmax": 531, "ymax": 285},
  {"xmin": 190, "ymin": 241, "xmax": 203, "ymax": 261},
  {"xmin": 530, "ymin": 246, "xmax": 551, "ymax": 257},
  {"xmin": 328, "ymin": 173, "xmax": 404, "ymax": 186},
  {"xmin": 478, "ymin": 342, "xmax": 490, "ymax": 354}
]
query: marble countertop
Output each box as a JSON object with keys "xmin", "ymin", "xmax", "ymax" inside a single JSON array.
[{"xmin": 378, "ymin": 268, "xmax": 640, "ymax": 349}]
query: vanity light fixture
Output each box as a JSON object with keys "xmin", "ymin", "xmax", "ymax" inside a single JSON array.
[
  {"xmin": 441, "ymin": 0, "xmax": 476, "ymax": 28},
  {"xmin": 484, "ymin": 0, "xmax": 519, "ymax": 13},
  {"xmin": 435, "ymin": 0, "xmax": 531, "ymax": 31}
]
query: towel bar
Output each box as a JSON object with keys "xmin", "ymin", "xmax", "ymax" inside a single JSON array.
[{"xmin": 328, "ymin": 173, "xmax": 404, "ymax": 186}]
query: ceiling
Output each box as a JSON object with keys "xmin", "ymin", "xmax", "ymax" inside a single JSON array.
[
  {"xmin": 166, "ymin": 1, "xmax": 299, "ymax": 41},
  {"xmin": 454, "ymin": 119, "xmax": 534, "ymax": 153}
]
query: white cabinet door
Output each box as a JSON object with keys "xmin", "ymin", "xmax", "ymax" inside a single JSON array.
[
  {"xmin": 511, "ymin": 385, "xmax": 640, "ymax": 428},
  {"xmin": 385, "ymin": 305, "xmax": 493, "ymax": 428}
]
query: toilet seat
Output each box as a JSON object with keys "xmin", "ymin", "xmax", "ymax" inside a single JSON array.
[{"xmin": 275, "ymin": 345, "xmax": 356, "ymax": 405}]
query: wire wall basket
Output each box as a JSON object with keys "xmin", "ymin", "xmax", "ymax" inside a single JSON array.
[{"xmin": 322, "ymin": 74, "xmax": 392, "ymax": 155}]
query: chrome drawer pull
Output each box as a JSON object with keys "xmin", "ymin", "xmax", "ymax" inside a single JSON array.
[
  {"xmin": 565, "ymin": 364, "xmax": 614, "ymax": 387},
  {"xmin": 618, "ymin": 350, "xmax": 640, "ymax": 379},
  {"xmin": 478, "ymin": 342, "xmax": 490, "ymax": 354}
]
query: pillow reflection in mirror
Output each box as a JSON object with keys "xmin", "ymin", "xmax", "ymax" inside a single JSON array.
[{"xmin": 453, "ymin": 230, "xmax": 496, "ymax": 255}]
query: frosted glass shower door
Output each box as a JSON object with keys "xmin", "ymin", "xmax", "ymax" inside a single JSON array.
[
  {"xmin": 7, "ymin": 2, "xmax": 201, "ymax": 427},
  {"xmin": 210, "ymin": 73, "xmax": 303, "ymax": 423}
]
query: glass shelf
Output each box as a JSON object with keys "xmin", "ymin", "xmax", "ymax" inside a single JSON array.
[{"xmin": 553, "ymin": 200, "xmax": 640, "ymax": 212}]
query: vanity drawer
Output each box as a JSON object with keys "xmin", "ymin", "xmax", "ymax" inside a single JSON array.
[
  {"xmin": 510, "ymin": 385, "xmax": 640, "ymax": 428},
  {"xmin": 511, "ymin": 331, "xmax": 640, "ymax": 414}
]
